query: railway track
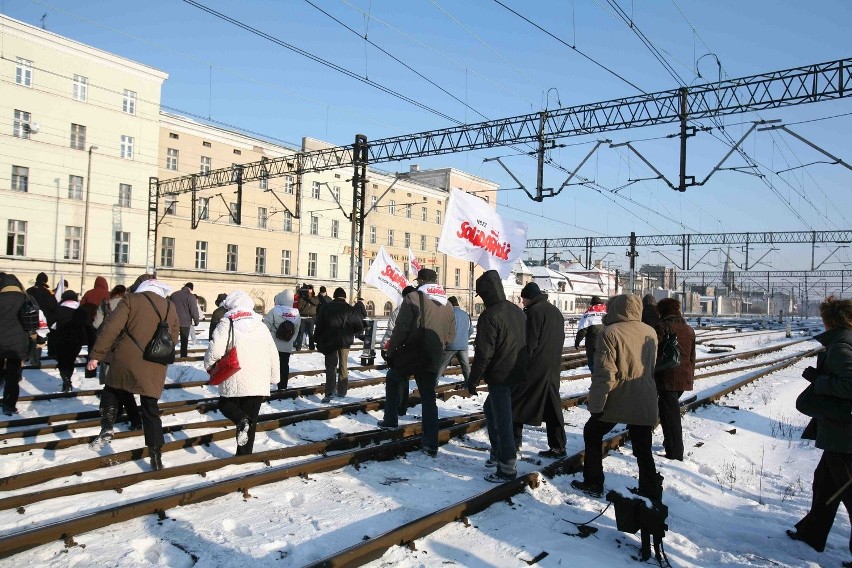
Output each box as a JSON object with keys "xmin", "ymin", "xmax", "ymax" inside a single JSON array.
[{"xmin": 0, "ymin": 340, "xmax": 819, "ymax": 559}]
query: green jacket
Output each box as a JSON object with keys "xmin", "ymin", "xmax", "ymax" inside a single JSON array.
[{"xmin": 801, "ymin": 328, "xmax": 852, "ymax": 453}]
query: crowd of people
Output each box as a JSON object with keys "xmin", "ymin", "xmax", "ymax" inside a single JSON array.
[{"xmin": 0, "ymin": 269, "xmax": 849, "ymax": 559}]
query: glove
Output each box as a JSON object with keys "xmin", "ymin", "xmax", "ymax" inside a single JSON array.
[
  {"xmin": 589, "ymin": 412, "xmax": 604, "ymax": 421},
  {"xmin": 801, "ymin": 366, "xmax": 819, "ymax": 382},
  {"xmin": 466, "ymin": 380, "xmax": 478, "ymax": 396}
]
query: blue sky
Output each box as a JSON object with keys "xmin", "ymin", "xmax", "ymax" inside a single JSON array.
[{"xmin": 3, "ymin": 0, "xmax": 851, "ymax": 274}]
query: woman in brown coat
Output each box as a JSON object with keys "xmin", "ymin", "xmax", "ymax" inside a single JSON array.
[
  {"xmin": 86, "ymin": 279, "xmax": 179, "ymax": 470},
  {"xmin": 654, "ymin": 298, "xmax": 696, "ymax": 461}
]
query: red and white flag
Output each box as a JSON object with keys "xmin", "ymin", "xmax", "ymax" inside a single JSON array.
[
  {"xmin": 438, "ymin": 188, "xmax": 527, "ymax": 279},
  {"xmin": 408, "ymin": 248, "xmax": 422, "ymax": 279},
  {"xmin": 364, "ymin": 246, "xmax": 412, "ymax": 305}
]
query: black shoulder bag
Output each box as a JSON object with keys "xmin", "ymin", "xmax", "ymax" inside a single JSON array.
[
  {"xmin": 126, "ymin": 294, "xmax": 176, "ymax": 365},
  {"xmin": 656, "ymin": 323, "xmax": 681, "ymax": 372}
]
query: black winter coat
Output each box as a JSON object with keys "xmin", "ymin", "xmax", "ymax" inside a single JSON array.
[
  {"xmin": 52, "ymin": 305, "xmax": 95, "ymax": 365},
  {"xmin": 469, "ymin": 270, "xmax": 527, "ymax": 387},
  {"xmin": 26, "ymin": 283, "xmax": 58, "ymax": 325},
  {"xmin": 0, "ymin": 274, "xmax": 29, "ymax": 360},
  {"xmin": 512, "ymin": 294, "xmax": 565, "ymax": 424},
  {"xmin": 801, "ymin": 328, "xmax": 852, "ymax": 453},
  {"xmin": 314, "ymin": 298, "xmax": 364, "ymax": 354},
  {"xmin": 654, "ymin": 315, "xmax": 696, "ymax": 392}
]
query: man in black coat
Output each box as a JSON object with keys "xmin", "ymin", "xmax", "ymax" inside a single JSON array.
[
  {"xmin": 26, "ymin": 272, "xmax": 57, "ymax": 367},
  {"xmin": 467, "ymin": 270, "xmax": 527, "ymax": 482},
  {"xmin": 0, "ymin": 273, "xmax": 31, "ymax": 415},
  {"xmin": 314, "ymin": 288, "xmax": 364, "ymax": 401},
  {"xmin": 512, "ymin": 282, "xmax": 567, "ymax": 458}
]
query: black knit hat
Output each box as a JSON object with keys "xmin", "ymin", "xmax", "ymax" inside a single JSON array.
[
  {"xmin": 36, "ymin": 272, "xmax": 48, "ymax": 285},
  {"xmin": 520, "ymin": 282, "xmax": 542, "ymax": 299},
  {"xmin": 590, "ymin": 295, "xmax": 604, "ymax": 305},
  {"xmin": 333, "ymin": 287, "xmax": 346, "ymax": 299}
]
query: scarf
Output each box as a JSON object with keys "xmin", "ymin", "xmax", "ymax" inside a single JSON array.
[{"xmin": 417, "ymin": 283, "xmax": 448, "ymax": 305}]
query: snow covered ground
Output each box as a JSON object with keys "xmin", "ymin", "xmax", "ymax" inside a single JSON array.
[{"xmin": 1, "ymin": 323, "xmax": 849, "ymax": 567}]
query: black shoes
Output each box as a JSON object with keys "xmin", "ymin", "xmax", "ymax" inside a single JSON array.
[
  {"xmin": 786, "ymin": 529, "xmax": 825, "ymax": 552},
  {"xmin": 538, "ymin": 448, "xmax": 567, "ymax": 458},
  {"xmin": 422, "ymin": 447, "xmax": 438, "ymax": 458},
  {"xmin": 236, "ymin": 418, "xmax": 251, "ymax": 446},
  {"xmin": 571, "ymin": 479, "xmax": 604, "ymax": 498},
  {"xmin": 149, "ymin": 446, "xmax": 164, "ymax": 471},
  {"xmin": 61, "ymin": 377, "xmax": 72, "ymax": 393},
  {"xmin": 2, "ymin": 406, "xmax": 17, "ymax": 416},
  {"xmin": 376, "ymin": 420, "xmax": 397, "ymax": 429},
  {"xmin": 484, "ymin": 470, "xmax": 516, "ymax": 483}
]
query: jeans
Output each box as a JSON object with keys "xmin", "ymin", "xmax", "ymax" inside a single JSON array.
[
  {"xmin": 278, "ymin": 351, "xmax": 291, "ymax": 388},
  {"xmin": 582, "ymin": 415, "xmax": 656, "ymax": 487},
  {"xmin": 437, "ymin": 349, "xmax": 471, "ymax": 381},
  {"xmin": 324, "ymin": 349, "xmax": 350, "ymax": 396},
  {"xmin": 384, "ymin": 367, "xmax": 438, "ymax": 451},
  {"xmin": 296, "ymin": 318, "xmax": 315, "ymax": 350},
  {"xmin": 657, "ymin": 389, "xmax": 684, "ymax": 460},
  {"xmin": 101, "ymin": 386, "xmax": 161, "ymax": 447},
  {"xmin": 219, "ymin": 396, "xmax": 264, "ymax": 455},
  {"xmin": 484, "ymin": 384, "xmax": 516, "ymax": 476},
  {"xmin": 1, "ymin": 358, "xmax": 22, "ymax": 412},
  {"xmin": 179, "ymin": 326, "xmax": 190, "ymax": 358}
]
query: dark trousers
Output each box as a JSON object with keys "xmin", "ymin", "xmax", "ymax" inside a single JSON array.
[
  {"xmin": 795, "ymin": 450, "xmax": 852, "ymax": 554},
  {"xmin": 384, "ymin": 367, "xmax": 438, "ymax": 451},
  {"xmin": 323, "ymin": 349, "xmax": 350, "ymax": 396},
  {"xmin": 657, "ymin": 389, "xmax": 684, "ymax": 460},
  {"xmin": 101, "ymin": 386, "xmax": 161, "ymax": 446},
  {"xmin": 296, "ymin": 318, "xmax": 315, "ymax": 350},
  {"xmin": 485, "ymin": 385, "xmax": 517, "ymax": 476},
  {"xmin": 219, "ymin": 396, "xmax": 264, "ymax": 455},
  {"xmin": 278, "ymin": 351, "xmax": 291, "ymax": 388},
  {"xmin": 1, "ymin": 358, "xmax": 22, "ymax": 412},
  {"xmin": 513, "ymin": 384, "xmax": 567, "ymax": 452},
  {"xmin": 179, "ymin": 326, "xmax": 190, "ymax": 358},
  {"xmin": 56, "ymin": 345, "xmax": 82, "ymax": 380},
  {"xmin": 582, "ymin": 415, "xmax": 656, "ymax": 487},
  {"xmin": 100, "ymin": 385, "xmax": 141, "ymax": 428}
]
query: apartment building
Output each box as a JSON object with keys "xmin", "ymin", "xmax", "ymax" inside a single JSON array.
[{"xmin": 0, "ymin": 14, "xmax": 167, "ymax": 292}]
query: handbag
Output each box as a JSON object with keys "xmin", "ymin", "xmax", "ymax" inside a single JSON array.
[
  {"xmin": 18, "ymin": 293, "xmax": 40, "ymax": 333},
  {"xmin": 796, "ymin": 382, "xmax": 852, "ymax": 423},
  {"xmin": 387, "ymin": 292, "xmax": 427, "ymax": 376},
  {"xmin": 655, "ymin": 323, "xmax": 681, "ymax": 372},
  {"xmin": 208, "ymin": 319, "xmax": 241, "ymax": 386},
  {"xmin": 125, "ymin": 294, "xmax": 176, "ymax": 365}
]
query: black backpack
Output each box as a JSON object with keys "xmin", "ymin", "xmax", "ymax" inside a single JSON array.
[
  {"xmin": 126, "ymin": 294, "xmax": 176, "ymax": 365},
  {"xmin": 18, "ymin": 293, "xmax": 40, "ymax": 333},
  {"xmin": 276, "ymin": 318, "xmax": 296, "ymax": 341}
]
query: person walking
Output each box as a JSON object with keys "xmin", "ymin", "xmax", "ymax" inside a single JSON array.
[
  {"xmin": 263, "ymin": 290, "xmax": 301, "ymax": 390},
  {"xmin": 296, "ymin": 284, "xmax": 320, "ymax": 350},
  {"xmin": 642, "ymin": 294, "xmax": 659, "ymax": 328},
  {"xmin": 512, "ymin": 282, "xmax": 567, "ymax": 458},
  {"xmin": 1, "ymin": 273, "xmax": 32, "ymax": 416},
  {"xmin": 26, "ymin": 272, "xmax": 57, "ymax": 367},
  {"xmin": 171, "ymin": 282, "xmax": 200, "ymax": 358},
  {"xmin": 466, "ymin": 270, "xmax": 527, "ymax": 482},
  {"xmin": 575, "ymin": 296, "xmax": 607, "ymax": 372},
  {"xmin": 209, "ymin": 293, "xmax": 228, "ymax": 340},
  {"xmin": 572, "ymin": 294, "xmax": 661, "ymax": 499},
  {"xmin": 787, "ymin": 296, "xmax": 852, "ymax": 556},
  {"xmin": 315, "ymin": 288, "xmax": 363, "ymax": 402},
  {"xmin": 437, "ymin": 296, "xmax": 473, "ymax": 383},
  {"xmin": 206, "ymin": 291, "xmax": 278, "ymax": 456},
  {"xmin": 86, "ymin": 278, "xmax": 179, "ymax": 471},
  {"xmin": 354, "ymin": 297, "xmax": 368, "ymax": 319},
  {"xmin": 654, "ymin": 298, "xmax": 696, "ymax": 461},
  {"xmin": 381, "ymin": 285, "xmax": 417, "ymax": 415},
  {"xmin": 317, "ymin": 286, "xmax": 332, "ymax": 308},
  {"xmin": 80, "ymin": 276, "xmax": 110, "ymax": 324},
  {"xmin": 380, "ymin": 269, "xmax": 455, "ymax": 457},
  {"xmin": 52, "ymin": 290, "xmax": 95, "ymax": 393}
]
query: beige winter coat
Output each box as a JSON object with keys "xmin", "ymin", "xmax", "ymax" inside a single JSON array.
[{"xmin": 587, "ymin": 294, "xmax": 659, "ymax": 426}]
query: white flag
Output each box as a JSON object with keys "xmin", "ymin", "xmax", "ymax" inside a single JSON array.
[
  {"xmin": 408, "ymin": 248, "xmax": 423, "ymax": 279},
  {"xmin": 438, "ymin": 188, "xmax": 528, "ymax": 279},
  {"xmin": 364, "ymin": 246, "xmax": 411, "ymax": 305},
  {"xmin": 54, "ymin": 274, "xmax": 65, "ymax": 302}
]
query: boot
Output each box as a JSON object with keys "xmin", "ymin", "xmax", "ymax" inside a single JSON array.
[
  {"xmin": 277, "ymin": 380, "xmax": 288, "ymax": 391},
  {"xmin": 90, "ymin": 406, "xmax": 117, "ymax": 449},
  {"xmin": 61, "ymin": 376, "xmax": 72, "ymax": 393},
  {"xmin": 336, "ymin": 374, "xmax": 348, "ymax": 397},
  {"xmin": 635, "ymin": 472, "xmax": 664, "ymax": 502},
  {"xmin": 149, "ymin": 446, "xmax": 164, "ymax": 471}
]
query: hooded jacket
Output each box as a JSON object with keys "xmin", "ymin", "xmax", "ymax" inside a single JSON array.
[
  {"xmin": 264, "ymin": 290, "xmax": 302, "ymax": 353},
  {"xmin": 800, "ymin": 327, "xmax": 852, "ymax": 453},
  {"xmin": 588, "ymin": 294, "xmax": 659, "ymax": 426},
  {"xmin": 0, "ymin": 273, "xmax": 29, "ymax": 360},
  {"xmin": 315, "ymin": 297, "xmax": 365, "ymax": 354},
  {"xmin": 81, "ymin": 276, "xmax": 110, "ymax": 323},
  {"xmin": 469, "ymin": 270, "xmax": 527, "ymax": 387}
]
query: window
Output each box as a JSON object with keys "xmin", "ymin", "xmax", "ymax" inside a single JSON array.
[
  {"xmin": 118, "ymin": 183, "xmax": 132, "ymax": 207},
  {"xmin": 281, "ymin": 250, "xmax": 291, "ymax": 275},
  {"xmin": 283, "ymin": 211, "xmax": 293, "ymax": 232},
  {"xmin": 370, "ymin": 225, "xmax": 376, "ymax": 244},
  {"xmin": 310, "ymin": 215, "xmax": 318, "ymax": 235},
  {"xmin": 7, "ymin": 220, "xmax": 27, "ymax": 256},
  {"xmin": 435, "ymin": 266, "xmax": 440, "ymax": 282},
  {"xmin": 15, "ymin": 58, "xmax": 32, "ymax": 87},
  {"xmin": 435, "ymin": 237, "xmax": 440, "ymax": 250},
  {"xmin": 160, "ymin": 237, "xmax": 175, "ymax": 267},
  {"xmin": 70, "ymin": 124, "xmax": 86, "ymax": 150},
  {"xmin": 312, "ymin": 181, "xmax": 321, "ymax": 199},
  {"xmin": 226, "ymin": 244, "xmax": 238, "ymax": 271},
  {"xmin": 13, "ymin": 110, "xmax": 30, "ymax": 139},
  {"xmin": 257, "ymin": 207, "xmax": 268, "ymax": 229},
  {"xmin": 332, "ymin": 185, "xmax": 340, "ymax": 201},
  {"xmin": 166, "ymin": 148, "xmax": 179, "ymax": 171},
  {"xmin": 72, "ymin": 75, "xmax": 88, "ymax": 101},
  {"xmin": 420, "ymin": 235, "xmax": 427, "ymax": 250},
  {"xmin": 233, "ymin": 149, "xmax": 241, "ymax": 155},
  {"xmin": 331, "ymin": 219, "xmax": 339, "ymax": 239},
  {"xmin": 229, "ymin": 202, "xmax": 239, "ymax": 224},
  {"xmin": 307, "ymin": 252, "xmax": 317, "ymax": 277},
  {"xmin": 284, "ymin": 175, "xmax": 294, "ymax": 194},
  {"xmin": 195, "ymin": 241, "xmax": 208, "ymax": 269},
  {"xmin": 197, "ymin": 196, "xmax": 209, "ymax": 220},
  {"xmin": 383, "ymin": 301, "xmax": 393, "ymax": 317},
  {"xmin": 366, "ymin": 301, "xmax": 375, "ymax": 317},
  {"xmin": 200, "ymin": 156, "xmax": 211, "ymax": 175},
  {"xmin": 436, "ymin": 210, "xmax": 442, "ymax": 224},
  {"xmin": 255, "ymin": 247, "xmax": 266, "ymax": 273},
  {"xmin": 388, "ymin": 200, "xmax": 396, "ymax": 215},
  {"xmin": 259, "ymin": 172, "xmax": 268, "ymax": 190},
  {"xmin": 122, "ymin": 90, "xmax": 136, "ymax": 114},
  {"xmin": 68, "ymin": 175, "xmax": 84, "ymax": 200},
  {"xmin": 113, "ymin": 231, "xmax": 130, "ymax": 264},
  {"xmin": 165, "ymin": 199, "xmax": 177, "ymax": 215},
  {"xmin": 64, "ymin": 226, "xmax": 81, "ymax": 260},
  {"xmin": 371, "ymin": 196, "xmax": 378, "ymax": 208},
  {"xmin": 387, "ymin": 229, "xmax": 395, "ymax": 246},
  {"xmin": 455, "ymin": 268, "xmax": 461, "ymax": 287},
  {"xmin": 169, "ymin": 133, "xmax": 179, "ymax": 139},
  {"xmin": 406, "ymin": 204, "xmax": 412, "ymax": 219},
  {"xmin": 330, "ymin": 255, "xmax": 338, "ymax": 279},
  {"xmin": 404, "ymin": 232, "xmax": 411, "ymax": 248},
  {"xmin": 120, "ymin": 135, "xmax": 134, "ymax": 159},
  {"xmin": 203, "ymin": 141, "xmax": 212, "ymax": 148},
  {"xmin": 11, "ymin": 166, "xmax": 28, "ymax": 192},
  {"xmin": 421, "ymin": 207, "xmax": 427, "ymax": 221}
]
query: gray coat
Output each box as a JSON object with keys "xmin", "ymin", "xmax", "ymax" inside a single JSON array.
[{"xmin": 171, "ymin": 286, "xmax": 200, "ymax": 327}]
